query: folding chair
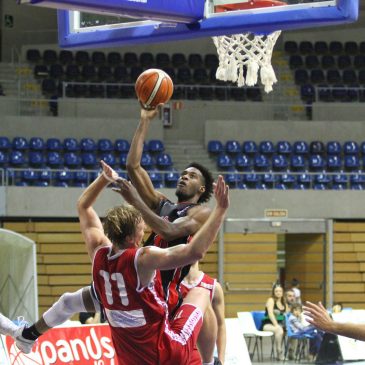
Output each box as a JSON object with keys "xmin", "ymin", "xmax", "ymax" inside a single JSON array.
[{"xmin": 237, "ymin": 311, "xmax": 273, "ymax": 362}]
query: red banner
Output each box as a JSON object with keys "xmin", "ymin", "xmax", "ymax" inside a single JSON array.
[{"xmin": 4, "ymin": 324, "xmax": 118, "ymax": 365}]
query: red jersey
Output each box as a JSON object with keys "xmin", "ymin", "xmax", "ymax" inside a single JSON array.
[
  {"xmin": 92, "ymin": 245, "xmax": 203, "ymax": 365},
  {"xmin": 180, "ymin": 272, "xmax": 217, "ymax": 302}
]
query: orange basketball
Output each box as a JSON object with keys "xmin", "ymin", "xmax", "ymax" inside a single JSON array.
[{"xmin": 135, "ymin": 68, "xmax": 173, "ymax": 109}]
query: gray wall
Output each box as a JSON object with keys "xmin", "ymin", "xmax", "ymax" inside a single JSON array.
[
  {"xmin": 0, "ymin": 114, "xmax": 163, "ymax": 140},
  {"xmin": 2, "ymin": 187, "xmax": 365, "ymax": 220}
]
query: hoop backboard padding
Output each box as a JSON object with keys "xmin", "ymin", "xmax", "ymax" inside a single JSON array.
[
  {"xmin": 18, "ymin": 0, "xmax": 205, "ymax": 23},
  {"xmin": 54, "ymin": 0, "xmax": 358, "ymax": 49},
  {"xmin": 215, "ymin": 0, "xmax": 286, "ymax": 13}
]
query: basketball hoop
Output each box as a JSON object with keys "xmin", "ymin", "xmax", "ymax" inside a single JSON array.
[{"xmin": 212, "ymin": 0, "xmax": 285, "ymax": 93}]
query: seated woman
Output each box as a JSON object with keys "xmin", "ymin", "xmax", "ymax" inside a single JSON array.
[{"xmin": 262, "ymin": 283, "xmax": 289, "ymax": 361}]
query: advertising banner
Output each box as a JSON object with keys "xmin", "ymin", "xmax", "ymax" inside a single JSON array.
[{"xmin": 3, "ymin": 324, "xmax": 117, "ymax": 365}]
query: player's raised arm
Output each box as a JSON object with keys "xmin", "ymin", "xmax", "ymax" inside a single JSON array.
[
  {"xmin": 126, "ymin": 106, "xmax": 165, "ymax": 211},
  {"xmin": 77, "ymin": 169, "xmax": 111, "ymax": 260},
  {"xmin": 138, "ymin": 176, "xmax": 229, "ymax": 272}
]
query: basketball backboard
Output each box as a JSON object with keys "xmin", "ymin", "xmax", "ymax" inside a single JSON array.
[{"xmin": 18, "ymin": 0, "xmax": 359, "ymax": 49}]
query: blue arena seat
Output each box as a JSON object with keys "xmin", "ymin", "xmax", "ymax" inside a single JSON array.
[
  {"xmin": 290, "ymin": 154, "xmax": 306, "ymax": 171},
  {"xmin": 43, "ymin": 49, "xmax": 58, "ymax": 65},
  {"xmin": 259, "ymin": 141, "xmax": 275, "ymax": 155},
  {"xmin": 81, "ymin": 153, "xmax": 98, "ymax": 169},
  {"xmin": 148, "ymin": 172, "xmax": 164, "ymax": 188},
  {"xmin": 141, "ymin": 152, "xmax": 154, "ymax": 169},
  {"xmin": 97, "ymin": 139, "xmax": 113, "ymax": 153},
  {"xmin": 289, "ymin": 55, "xmax": 303, "ymax": 69},
  {"xmin": 12, "ymin": 137, "xmax": 28, "ymax": 150},
  {"xmin": 80, "ymin": 138, "xmax": 96, "ymax": 152},
  {"xmin": 119, "ymin": 153, "xmax": 128, "ymax": 168},
  {"xmin": 338, "ymin": 55, "xmax": 352, "ymax": 70},
  {"xmin": 9, "ymin": 151, "xmax": 26, "ymax": 166},
  {"xmin": 321, "ymin": 55, "xmax": 336, "ymax": 69},
  {"xmin": 272, "ymin": 154, "xmax": 288, "ymax": 171},
  {"xmin": 56, "ymin": 169, "xmax": 74, "ymax": 183},
  {"xmin": 64, "ymin": 152, "xmax": 81, "ymax": 168},
  {"xmin": 65, "ymin": 64, "xmax": 80, "ymax": 81},
  {"xmin": 63, "ymin": 138, "xmax": 79, "ymax": 152},
  {"xmin": 0, "ymin": 137, "xmax": 11, "ymax": 150},
  {"xmin": 315, "ymin": 173, "xmax": 332, "ymax": 186},
  {"xmin": 284, "ymin": 41, "xmax": 298, "ymax": 55},
  {"xmin": 262, "ymin": 173, "xmax": 276, "ymax": 186},
  {"xmin": 310, "ymin": 69, "xmax": 325, "ymax": 84},
  {"xmin": 327, "ymin": 155, "xmax": 342, "ymax": 171},
  {"xmin": 59, "ymin": 50, "xmax": 73, "ymax": 65},
  {"xmin": 235, "ymin": 154, "xmax": 252, "ymax": 171},
  {"xmin": 29, "ymin": 137, "xmax": 45, "ymax": 151},
  {"xmin": 29, "ymin": 151, "xmax": 45, "ymax": 167},
  {"xmin": 345, "ymin": 41, "xmax": 358, "ymax": 55},
  {"xmin": 156, "ymin": 153, "xmax": 172, "ymax": 169},
  {"xmin": 300, "ymin": 84, "xmax": 315, "ymax": 102},
  {"xmin": 277, "ymin": 141, "xmax": 292, "ymax": 155},
  {"xmin": 208, "ymin": 140, "xmax": 224, "ymax": 155},
  {"xmin": 26, "ymin": 49, "xmax": 41, "ymax": 63},
  {"xmin": 22, "ymin": 169, "xmax": 39, "ymax": 182},
  {"xmin": 305, "ymin": 55, "xmax": 320, "ymax": 69},
  {"xmin": 242, "ymin": 141, "xmax": 258, "ymax": 155},
  {"xmin": 100, "ymin": 153, "xmax": 116, "ymax": 167},
  {"xmin": 354, "ymin": 55, "xmax": 365, "ymax": 69},
  {"xmin": 34, "ymin": 180, "xmax": 50, "ymax": 187},
  {"xmin": 155, "ymin": 53, "xmax": 170, "ymax": 68},
  {"xmin": 107, "ymin": 52, "xmax": 122, "ymax": 66},
  {"xmin": 148, "ymin": 140, "xmax": 165, "ymax": 153},
  {"xmin": 46, "ymin": 138, "xmax": 62, "ymax": 151},
  {"xmin": 254, "ymin": 154, "xmax": 270, "ymax": 171},
  {"xmin": 217, "ymin": 154, "xmax": 233, "ymax": 169},
  {"xmin": 225, "ymin": 140, "xmax": 241, "ymax": 154},
  {"xmin": 74, "ymin": 170, "xmax": 89, "ymax": 183},
  {"xmin": 310, "ymin": 141, "xmax": 325, "ymax": 154},
  {"xmin": 327, "ymin": 69, "xmax": 342, "ymax": 84},
  {"xmin": 299, "ymin": 41, "xmax": 313, "ymax": 55},
  {"xmin": 314, "ymin": 41, "xmax": 328, "ymax": 55},
  {"xmin": 0, "ymin": 151, "xmax": 8, "ymax": 167},
  {"xmin": 165, "ymin": 170, "xmax": 180, "ymax": 188},
  {"xmin": 255, "ymin": 182, "xmax": 268, "ymax": 190},
  {"xmin": 274, "ymin": 183, "xmax": 288, "ymax": 190},
  {"xmin": 329, "ymin": 41, "xmax": 343, "ymax": 55},
  {"xmin": 344, "ymin": 155, "xmax": 360, "ymax": 170},
  {"xmin": 204, "ymin": 54, "xmax": 219, "ymax": 69},
  {"xmin": 333, "ymin": 173, "xmax": 348, "ymax": 185},
  {"xmin": 309, "ymin": 154, "xmax": 325, "ymax": 171},
  {"xmin": 281, "ymin": 173, "xmax": 296, "ymax": 186},
  {"xmin": 343, "ymin": 141, "xmax": 359, "ymax": 155},
  {"xmin": 225, "ymin": 171, "xmax": 241, "ymax": 188},
  {"xmin": 298, "ymin": 173, "xmax": 312, "ymax": 186},
  {"xmin": 49, "ymin": 64, "xmax": 64, "ymax": 80},
  {"xmin": 47, "ymin": 151, "xmax": 63, "ymax": 168},
  {"xmin": 114, "ymin": 139, "xmax": 130, "ymax": 153},
  {"xmin": 293, "ymin": 141, "xmax": 309, "ymax": 155},
  {"xmin": 326, "ymin": 141, "xmax": 341, "ymax": 155},
  {"xmin": 245, "ymin": 173, "xmax": 260, "ymax": 185}
]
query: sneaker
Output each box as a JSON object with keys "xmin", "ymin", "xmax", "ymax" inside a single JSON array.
[
  {"xmin": 214, "ymin": 357, "xmax": 222, "ymax": 365},
  {"xmin": 13, "ymin": 325, "xmax": 36, "ymax": 354}
]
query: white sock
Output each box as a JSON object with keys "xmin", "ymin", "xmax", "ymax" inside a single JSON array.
[
  {"xmin": 0, "ymin": 313, "xmax": 18, "ymax": 337},
  {"xmin": 202, "ymin": 362, "xmax": 214, "ymax": 365}
]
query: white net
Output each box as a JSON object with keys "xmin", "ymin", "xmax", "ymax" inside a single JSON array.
[{"xmin": 213, "ymin": 30, "xmax": 281, "ymax": 93}]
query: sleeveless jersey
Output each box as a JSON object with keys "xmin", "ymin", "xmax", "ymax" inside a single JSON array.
[
  {"xmin": 93, "ymin": 245, "xmax": 203, "ymax": 365},
  {"xmin": 145, "ymin": 199, "xmax": 198, "ymax": 314},
  {"xmin": 180, "ymin": 272, "xmax": 217, "ymax": 303}
]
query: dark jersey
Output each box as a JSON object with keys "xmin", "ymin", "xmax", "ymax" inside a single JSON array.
[{"xmin": 145, "ymin": 199, "xmax": 198, "ymax": 314}]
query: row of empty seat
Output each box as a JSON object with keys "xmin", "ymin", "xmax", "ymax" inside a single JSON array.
[
  {"xmin": 208, "ymin": 140, "xmax": 365, "ymax": 156},
  {"xmin": 0, "ymin": 136, "xmax": 163, "ymax": 153},
  {"xmin": 284, "ymin": 41, "xmax": 365, "ymax": 56},
  {"xmin": 3, "ymin": 169, "xmax": 179, "ymax": 189},
  {"xmin": 27, "ymin": 49, "xmax": 219, "ymax": 69},
  {"xmin": 290, "ymin": 54, "xmax": 365, "ymax": 70},
  {"xmin": 295, "ymin": 69, "xmax": 365, "ymax": 85}
]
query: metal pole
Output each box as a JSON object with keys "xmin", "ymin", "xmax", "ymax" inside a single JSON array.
[
  {"xmin": 326, "ymin": 219, "xmax": 333, "ymax": 308},
  {"xmin": 218, "ymin": 219, "xmax": 225, "ymax": 284}
]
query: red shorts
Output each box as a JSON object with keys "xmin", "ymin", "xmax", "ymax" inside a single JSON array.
[{"xmin": 159, "ymin": 303, "xmax": 203, "ymax": 365}]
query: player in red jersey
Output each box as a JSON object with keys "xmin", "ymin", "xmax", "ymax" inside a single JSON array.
[
  {"xmin": 89, "ymin": 170, "xmax": 228, "ymax": 364},
  {"xmin": 180, "ymin": 262, "xmax": 226, "ymax": 365}
]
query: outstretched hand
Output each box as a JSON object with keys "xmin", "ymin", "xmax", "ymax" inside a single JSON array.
[
  {"xmin": 112, "ymin": 178, "xmax": 143, "ymax": 206},
  {"xmin": 213, "ymin": 175, "xmax": 229, "ymax": 210},
  {"xmin": 100, "ymin": 160, "xmax": 119, "ymax": 183},
  {"xmin": 303, "ymin": 301, "xmax": 333, "ymax": 332},
  {"xmin": 140, "ymin": 102, "xmax": 163, "ymax": 119}
]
